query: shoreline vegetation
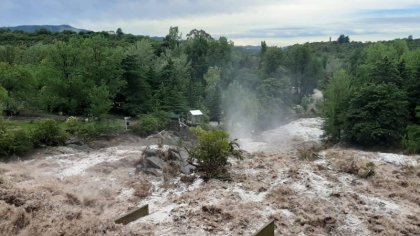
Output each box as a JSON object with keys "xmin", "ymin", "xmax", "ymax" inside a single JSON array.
[{"xmin": 1, "ymin": 29, "xmax": 420, "ymax": 159}]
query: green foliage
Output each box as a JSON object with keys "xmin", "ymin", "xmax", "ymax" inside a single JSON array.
[
  {"xmin": 392, "ymin": 39, "xmax": 409, "ymax": 57},
  {"xmin": 345, "ymin": 84, "xmax": 408, "ymax": 146},
  {"xmin": 8, "ymin": 130, "xmax": 33, "ymax": 156},
  {"xmin": 0, "ymin": 28, "xmax": 292, "ymax": 131},
  {"xmin": 260, "ymin": 46, "xmax": 283, "ymax": 76},
  {"xmin": 131, "ymin": 112, "xmax": 169, "ymax": 137},
  {"xmin": 257, "ymin": 76, "xmax": 293, "ymax": 129},
  {"xmin": 402, "ymin": 125, "xmax": 420, "ymax": 154},
  {"xmin": 0, "ymin": 85, "xmax": 7, "ymax": 112},
  {"xmin": 64, "ymin": 117, "xmax": 121, "ymax": 140},
  {"xmin": 78, "ymin": 121, "xmax": 121, "ymax": 140},
  {"xmin": 117, "ymin": 54, "xmax": 152, "ymax": 115},
  {"xmin": 204, "ymin": 67, "xmax": 222, "ymax": 121},
  {"xmin": 371, "ymin": 56, "xmax": 402, "ymax": 86},
  {"xmin": 405, "ymin": 68, "xmax": 420, "ymax": 122},
  {"xmin": 88, "ymin": 85, "xmax": 112, "ymax": 118},
  {"xmin": 31, "ymin": 119, "xmax": 66, "ymax": 147},
  {"xmin": 0, "ymin": 63, "xmax": 35, "ymax": 114},
  {"xmin": 0, "ymin": 129, "xmax": 15, "ymax": 157},
  {"xmin": 0, "ymin": 119, "xmax": 33, "ymax": 157},
  {"xmin": 322, "ymin": 70, "xmax": 353, "ymax": 141},
  {"xmin": 162, "ymin": 26, "xmax": 181, "ymax": 50},
  {"xmin": 337, "ymin": 35, "xmax": 350, "ymax": 44},
  {"xmin": 321, "ymin": 40, "xmax": 418, "ymax": 149},
  {"xmin": 187, "ymin": 127, "xmax": 242, "ymax": 178},
  {"xmin": 2, "ymin": 27, "xmax": 420, "ymax": 154},
  {"xmin": 116, "ymin": 28, "xmax": 123, "ymax": 36},
  {"xmin": 186, "ymin": 29, "xmax": 212, "ymax": 80},
  {"xmin": 63, "ymin": 116, "xmax": 81, "ymax": 135},
  {"xmin": 155, "ymin": 58, "xmax": 189, "ymax": 113},
  {"xmin": 363, "ymin": 43, "xmax": 399, "ymax": 65},
  {"xmin": 416, "ymin": 106, "xmax": 420, "ymax": 119},
  {"xmin": 287, "ymin": 44, "xmax": 323, "ymax": 101}
]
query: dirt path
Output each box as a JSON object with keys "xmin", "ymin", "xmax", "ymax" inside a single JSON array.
[{"xmin": 0, "ymin": 120, "xmax": 419, "ymax": 235}]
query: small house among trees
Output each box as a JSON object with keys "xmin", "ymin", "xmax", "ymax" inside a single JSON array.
[{"xmin": 187, "ymin": 110, "xmax": 203, "ymax": 126}]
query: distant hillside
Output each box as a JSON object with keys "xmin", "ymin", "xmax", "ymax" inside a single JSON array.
[
  {"xmin": 236, "ymin": 45, "xmax": 261, "ymax": 55},
  {"xmin": 237, "ymin": 45, "xmax": 261, "ymax": 51},
  {"xmin": 2, "ymin": 24, "xmax": 90, "ymax": 33}
]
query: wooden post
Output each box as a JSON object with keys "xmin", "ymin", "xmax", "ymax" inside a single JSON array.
[
  {"xmin": 253, "ymin": 220, "xmax": 275, "ymax": 236},
  {"xmin": 115, "ymin": 205, "xmax": 149, "ymax": 225}
]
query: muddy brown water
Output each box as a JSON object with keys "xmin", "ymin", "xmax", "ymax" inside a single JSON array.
[{"xmin": 0, "ymin": 120, "xmax": 419, "ymax": 235}]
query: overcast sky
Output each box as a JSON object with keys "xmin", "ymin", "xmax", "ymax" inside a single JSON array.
[{"xmin": 1, "ymin": 0, "xmax": 420, "ymax": 46}]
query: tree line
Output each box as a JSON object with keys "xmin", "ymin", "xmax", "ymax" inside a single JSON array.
[
  {"xmin": 323, "ymin": 40, "xmax": 420, "ymax": 153},
  {"xmin": 0, "ymin": 27, "xmax": 324, "ymax": 128},
  {"xmin": 0, "ymin": 27, "xmax": 419, "ymax": 153}
]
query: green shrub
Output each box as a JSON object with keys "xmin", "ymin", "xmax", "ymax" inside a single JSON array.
[
  {"xmin": 75, "ymin": 122, "xmax": 100, "ymax": 139},
  {"xmin": 0, "ymin": 118, "xmax": 32, "ymax": 157},
  {"xmin": 65, "ymin": 117, "xmax": 120, "ymax": 141},
  {"xmin": 64, "ymin": 117, "xmax": 96, "ymax": 140},
  {"xmin": 0, "ymin": 118, "xmax": 6, "ymax": 132},
  {"xmin": 79, "ymin": 121, "xmax": 120, "ymax": 139},
  {"xmin": 187, "ymin": 127, "xmax": 242, "ymax": 178},
  {"xmin": 402, "ymin": 125, "xmax": 420, "ymax": 154},
  {"xmin": 132, "ymin": 112, "xmax": 168, "ymax": 137},
  {"xmin": 64, "ymin": 116, "xmax": 81, "ymax": 135},
  {"xmin": 0, "ymin": 129, "xmax": 14, "ymax": 157},
  {"xmin": 31, "ymin": 119, "xmax": 66, "ymax": 147},
  {"xmin": 0, "ymin": 129, "xmax": 32, "ymax": 158},
  {"xmin": 9, "ymin": 130, "xmax": 33, "ymax": 155}
]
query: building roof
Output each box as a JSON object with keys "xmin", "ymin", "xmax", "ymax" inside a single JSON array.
[{"xmin": 189, "ymin": 110, "xmax": 203, "ymax": 116}]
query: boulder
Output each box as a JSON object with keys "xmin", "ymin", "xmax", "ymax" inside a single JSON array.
[
  {"xmin": 180, "ymin": 164, "xmax": 195, "ymax": 175},
  {"xmin": 143, "ymin": 168, "xmax": 162, "ymax": 177},
  {"xmin": 145, "ymin": 156, "xmax": 166, "ymax": 169},
  {"xmin": 143, "ymin": 148, "xmax": 161, "ymax": 157},
  {"xmin": 140, "ymin": 144, "xmax": 196, "ymax": 176}
]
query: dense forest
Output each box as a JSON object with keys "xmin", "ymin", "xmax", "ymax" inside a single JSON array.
[{"xmin": 0, "ymin": 28, "xmax": 419, "ymax": 156}]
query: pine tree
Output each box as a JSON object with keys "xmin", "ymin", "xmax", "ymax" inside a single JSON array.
[{"xmin": 371, "ymin": 56, "xmax": 402, "ymax": 87}]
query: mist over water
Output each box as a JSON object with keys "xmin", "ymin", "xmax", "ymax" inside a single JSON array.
[
  {"xmin": 306, "ymin": 89, "xmax": 323, "ymax": 112},
  {"xmin": 222, "ymin": 86, "xmax": 324, "ymax": 152},
  {"xmin": 222, "ymin": 81, "xmax": 259, "ymax": 141}
]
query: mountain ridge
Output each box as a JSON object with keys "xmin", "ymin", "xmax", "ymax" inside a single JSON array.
[{"xmin": 1, "ymin": 24, "xmax": 90, "ymax": 33}]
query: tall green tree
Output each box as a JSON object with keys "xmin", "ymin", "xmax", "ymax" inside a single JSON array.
[
  {"xmin": 204, "ymin": 67, "xmax": 222, "ymax": 121},
  {"xmin": 185, "ymin": 29, "xmax": 213, "ymax": 107},
  {"xmin": 80, "ymin": 35, "xmax": 124, "ymax": 96},
  {"xmin": 287, "ymin": 44, "xmax": 322, "ymax": 102},
  {"xmin": 88, "ymin": 85, "xmax": 113, "ymax": 118},
  {"xmin": 156, "ymin": 57, "xmax": 188, "ymax": 113},
  {"xmin": 371, "ymin": 56, "xmax": 402, "ymax": 86},
  {"xmin": 322, "ymin": 69, "xmax": 353, "ymax": 141},
  {"xmin": 186, "ymin": 29, "xmax": 212, "ymax": 81},
  {"xmin": 163, "ymin": 26, "xmax": 182, "ymax": 50},
  {"xmin": 260, "ymin": 46, "xmax": 283, "ymax": 77},
  {"xmin": 116, "ymin": 54, "xmax": 152, "ymax": 115},
  {"xmin": 345, "ymin": 83, "xmax": 408, "ymax": 146},
  {"xmin": 260, "ymin": 41, "xmax": 267, "ymax": 55},
  {"xmin": 47, "ymin": 39, "xmax": 81, "ymax": 80},
  {"xmin": 406, "ymin": 65, "xmax": 420, "ymax": 122},
  {"xmin": 0, "ymin": 63, "xmax": 36, "ymax": 114}
]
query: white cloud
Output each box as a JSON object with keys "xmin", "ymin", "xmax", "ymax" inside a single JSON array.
[{"xmin": 3, "ymin": 0, "xmax": 420, "ymax": 45}]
